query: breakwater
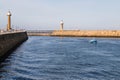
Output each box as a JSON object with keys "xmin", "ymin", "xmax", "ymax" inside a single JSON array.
[
  {"xmin": 0, "ymin": 31, "xmax": 28, "ymax": 62},
  {"xmin": 27, "ymin": 30, "xmax": 53, "ymax": 36},
  {"xmin": 51, "ymin": 30, "xmax": 120, "ymax": 37}
]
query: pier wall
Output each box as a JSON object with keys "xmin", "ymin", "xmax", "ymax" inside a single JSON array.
[
  {"xmin": 51, "ymin": 30, "xmax": 120, "ymax": 37},
  {"xmin": 27, "ymin": 32, "xmax": 51, "ymax": 36},
  {"xmin": 27, "ymin": 30, "xmax": 53, "ymax": 36},
  {"xmin": 0, "ymin": 32, "xmax": 28, "ymax": 62}
]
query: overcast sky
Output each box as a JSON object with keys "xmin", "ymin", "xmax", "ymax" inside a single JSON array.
[{"xmin": 1, "ymin": 0, "xmax": 120, "ymax": 30}]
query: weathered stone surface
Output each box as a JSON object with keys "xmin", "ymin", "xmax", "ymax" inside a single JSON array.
[
  {"xmin": 0, "ymin": 32, "xmax": 28, "ymax": 62},
  {"xmin": 51, "ymin": 30, "xmax": 120, "ymax": 37}
]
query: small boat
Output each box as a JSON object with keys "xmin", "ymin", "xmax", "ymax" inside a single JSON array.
[{"xmin": 89, "ymin": 39, "xmax": 97, "ymax": 44}]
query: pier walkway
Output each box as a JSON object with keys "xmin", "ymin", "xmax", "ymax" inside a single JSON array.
[{"xmin": 0, "ymin": 30, "xmax": 26, "ymax": 35}]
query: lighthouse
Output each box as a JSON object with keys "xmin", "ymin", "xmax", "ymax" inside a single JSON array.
[
  {"xmin": 7, "ymin": 11, "xmax": 12, "ymax": 31},
  {"xmin": 60, "ymin": 20, "xmax": 64, "ymax": 31}
]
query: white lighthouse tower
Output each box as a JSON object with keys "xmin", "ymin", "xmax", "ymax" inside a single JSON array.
[
  {"xmin": 60, "ymin": 20, "xmax": 64, "ymax": 31},
  {"xmin": 7, "ymin": 11, "xmax": 12, "ymax": 31}
]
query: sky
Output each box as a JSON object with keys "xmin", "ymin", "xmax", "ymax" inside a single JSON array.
[{"xmin": 1, "ymin": 0, "xmax": 120, "ymax": 30}]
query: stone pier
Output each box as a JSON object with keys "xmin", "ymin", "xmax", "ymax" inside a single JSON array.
[
  {"xmin": 0, "ymin": 31, "xmax": 28, "ymax": 62},
  {"xmin": 51, "ymin": 30, "xmax": 120, "ymax": 37}
]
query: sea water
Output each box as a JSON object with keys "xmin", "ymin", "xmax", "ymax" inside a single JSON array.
[{"xmin": 0, "ymin": 36, "xmax": 120, "ymax": 80}]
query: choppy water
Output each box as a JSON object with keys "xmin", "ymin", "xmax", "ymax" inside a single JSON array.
[{"xmin": 0, "ymin": 36, "xmax": 120, "ymax": 80}]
